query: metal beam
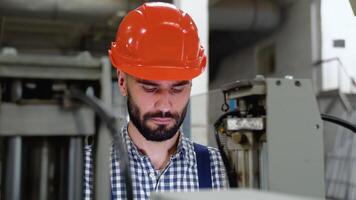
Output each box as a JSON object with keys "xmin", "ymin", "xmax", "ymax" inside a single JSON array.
[
  {"xmin": 0, "ymin": 54, "xmax": 101, "ymax": 80},
  {"xmin": 0, "ymin": 0, "xmax": 128, "ymax": 23},
  {"xmin": 0, "ymin": 103, "xmax": 94, "ymax": 136}
]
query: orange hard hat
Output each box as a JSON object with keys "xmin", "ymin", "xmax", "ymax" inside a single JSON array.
[{"xmin": 108, "ymin": 2, "xmax": 206, "ymax": 80}]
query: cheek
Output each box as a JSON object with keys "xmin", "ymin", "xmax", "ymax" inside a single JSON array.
[
  {"xmin": 132, "ymin": 93, "xmax": 156, "ymax": 114},
  {"xmin": 127, "ymin": 85, "xmax": 155, "ymax": 114}
]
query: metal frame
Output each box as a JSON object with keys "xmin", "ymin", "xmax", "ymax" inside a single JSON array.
[
  {"xmin": 0, "ymin": 53, "xmax": 102, "ymax": 80},
  {"xmin": 0, "ymin": 103, "xmax": 94, "ymax": 136},
  {"xmin": 0, "ymin": 53, "xmax": 115, "ymax": 200},
  {"xmin": 218, "ymin": 77, "xmax": 325, "ymax": 198}
]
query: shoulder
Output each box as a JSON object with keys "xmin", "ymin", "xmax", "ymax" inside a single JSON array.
[
  {"xmin": 182, "ymin": 137, "xmax": 225, "ymax": 172},
  {"xmin": 206, "ymin": 146, "xmax": 227, "ymax": 188},
  {"xmin": 181, "ymin": 137, "xmax": 222, "ymax": 160},
  {"xmin": 206, "ymin": 146, "xmax": 221, "ymax": 158},
  {"xmin": 206, "ymin": 146, "xmax": 224, "ymax": 169},
  {"xmin": 183, "ymin": 139, "xmax": 227, "ymax": 189}
]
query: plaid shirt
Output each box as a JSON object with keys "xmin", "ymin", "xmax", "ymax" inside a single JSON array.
[{"xmin": 84, "ymin": 126, "xmax": 226, "ymax": 199}]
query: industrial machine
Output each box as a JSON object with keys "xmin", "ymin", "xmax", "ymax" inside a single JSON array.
[
  {"xmin": 213, "ymin": 76, "xmax": 325, "ymax": 198},
  {"xmin": 0, "ymin": 50, "xmax": 126, "ymax": 200}
]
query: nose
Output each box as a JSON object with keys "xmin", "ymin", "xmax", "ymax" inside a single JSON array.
[{"xmin": 154, "ymin": 90, "xmax": 173, "ymax": 113}]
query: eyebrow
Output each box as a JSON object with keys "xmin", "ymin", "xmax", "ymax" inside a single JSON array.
[
  {"xmin": 136, "ymin": 79, "xmax": 190, "ymax": 87},
  {"xmin": 172, "ymin": 81, "xmax": 190, "ymax": 87},
  {"xmin": 136, "ymin": 79, "xmax": 159, "ymax": 86}
]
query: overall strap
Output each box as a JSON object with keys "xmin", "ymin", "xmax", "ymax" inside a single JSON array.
[{"xmin": 193, "ymin": 143, "xmax": 212, "ymax": 189}]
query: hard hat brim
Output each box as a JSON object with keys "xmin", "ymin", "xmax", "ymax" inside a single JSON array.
[{"xmin": 109, "ymin": 50, "xmax": 206, "ymax": 81}]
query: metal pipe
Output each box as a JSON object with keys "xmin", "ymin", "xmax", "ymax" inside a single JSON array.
[
  {"xmin": 259, "ymin": 142, "xmax": 268, "ymax": 190},
  {"xmin": 0, "ymin": 0, "xmax": 128, "ymax": 23},
  {"xmin": 39, "ymin": 140, "xmax": 49, "ymax": 200},
  {"xmin": 4, "ymin": 137, "xmax": 22, "ymax": 200},
  {"xmin": 210, "ymin": 0, "xmax": 281, "ymax": 31},
  {"xmin": 67, "ymin": 137, "xmax": 83, "ymax": 200}
]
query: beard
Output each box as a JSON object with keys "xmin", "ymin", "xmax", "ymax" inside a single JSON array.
[{"xmin": 127, "ymin": 94, "xmax": 188, "ymax": 142}]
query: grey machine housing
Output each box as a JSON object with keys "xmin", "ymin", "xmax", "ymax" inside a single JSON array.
[{"xmin": 218, "ymin": 77, "xmax": 325, "ymax": 198}]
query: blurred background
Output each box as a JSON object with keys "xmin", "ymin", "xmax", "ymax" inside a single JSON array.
[{"xmin": 0, "ymin": 0, "xmax": 356, "ymax": 199}]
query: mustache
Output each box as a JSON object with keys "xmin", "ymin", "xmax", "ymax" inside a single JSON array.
[{"xmin": 143, "ymin": 111, "xmax": 179, "ymax": 120}]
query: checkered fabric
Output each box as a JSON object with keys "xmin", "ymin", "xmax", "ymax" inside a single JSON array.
[{"xmin": 84, "ymin": 126, "xmax": 227, "ymax": 200}]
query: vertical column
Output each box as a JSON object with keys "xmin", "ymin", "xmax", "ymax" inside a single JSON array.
[
  {"xmin": 174, "ymin": 0, "xmax": 210, "ymax": 145},
  {"xmin": 95, "ymin": 57, "xmax": 112, "ymax": 200},
  {"xmin": 5, "ymin": 137, "xmax": 22, "ymax": 200},
  {"xmin": 39, "ymin": 140, "xmax": 49, "ymax": 200},
  {"xmin": 310, "ymin": 0, "xmax": 322, "ymax": 93},
  {"xmin": 174, "ymin": 0, "xmax": 209, "ymax": 96},
  {"xmin": 68, "ymin": 137, "xmax": 83, "ymax": 200},
  {"xmin": 5, "ymin": 79, "xmax": 22, "ymax": 200}
]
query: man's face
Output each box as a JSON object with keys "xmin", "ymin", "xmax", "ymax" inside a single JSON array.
[{"xmin": 120, "ymin": 73, "xmax": 191, "ymax": 142}]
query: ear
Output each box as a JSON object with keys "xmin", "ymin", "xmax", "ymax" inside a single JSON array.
[{"xmin": 117, "ymin": 70, "xmax": 127, "ymax": 96}]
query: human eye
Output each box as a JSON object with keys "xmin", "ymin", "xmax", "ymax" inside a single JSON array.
[
  {"xmin": 142, "ymin": 85, "xmax": 158, "ymax": 92},
  {"xmin": 171, "ymin": 85, "xmax": 185, "ymax": 93}
]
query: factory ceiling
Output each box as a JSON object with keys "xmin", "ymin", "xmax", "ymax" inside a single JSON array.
[
  {"xmin": 209, "ymin": 0, "xmax": 295, "ymax": 82},
  {"xmin": 0, "ymin": 0, "xmax": 295, "ymax": 80},
  {"xmin": 0, "ymin": 0, "xmax": 145, "ymax": 55}
]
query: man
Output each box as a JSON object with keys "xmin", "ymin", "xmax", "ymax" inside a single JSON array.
[{"xmin": 84, "ymin": 2, "xmax": 226, "ymax": 199}]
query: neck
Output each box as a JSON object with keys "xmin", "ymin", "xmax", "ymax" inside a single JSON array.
[{"xmin": 127, "ymin": 122, "xmax": 180, "ymax": 170}]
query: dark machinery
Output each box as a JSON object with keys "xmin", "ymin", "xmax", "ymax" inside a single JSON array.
[{"xmin": 0, "ymin": 51, "xmax": 118, "ymax": 200}]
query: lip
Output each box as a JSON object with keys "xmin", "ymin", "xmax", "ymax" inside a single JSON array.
[{"xmin": 150, "ymin": 117, "xmax": 173, "ymax": 125}]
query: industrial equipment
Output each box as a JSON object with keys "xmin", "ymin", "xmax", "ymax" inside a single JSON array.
[
  {"xmin": 214, "ymin": 76, "xmax": 325, "ymax": 198},
  {"xmin": 0, "ymin": 50, "xmax": 121, "ymax": 200}
]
